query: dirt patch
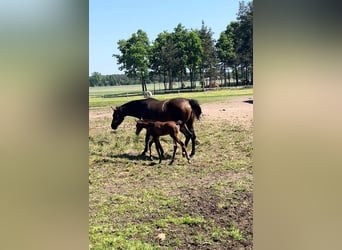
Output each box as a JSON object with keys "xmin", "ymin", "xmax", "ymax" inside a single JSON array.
[
  {"xmin": 201, "ymin": 96, "xmax": 253, "ymax": 128},
  {"xmin": 89, "ymin": 107, "xmax": 112, "ymax": 120},
  {"xmin": 179, "ymin": 188, "xmax": 253, "ymax": 249}
]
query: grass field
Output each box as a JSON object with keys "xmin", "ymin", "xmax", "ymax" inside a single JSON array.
[
  {"xmin": 89, "ymin": 89, "xmax": 253, "ymax": 249},
  {"xmin": 89, "ymin": 86, "xmax": 253, "ymax": 108}
]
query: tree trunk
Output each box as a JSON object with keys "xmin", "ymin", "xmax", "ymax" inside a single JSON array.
[
  {"xmin": 180, "ymin": 69, "xmax": 185, "ymax": 89},
  {"xmin": 245, "ymin": 64, "xmax": 248, "ymax": 85},
  {"xmin": 163, "ymin": 71, "xmax": 167, "ymax": 90},
  {"xmin": 234, "ymin": 66, "xmax": 239, "ymax": 86},
  {"xmin": 168, "ymin": 69, "xmax": 172, "ymax": 90},
  {"xmin": 141, "ymin": 75, "xmax": 146, "ymax": 92},
  {"xmin": 193, "ymin": 70, "xmax": 196, "ymax": 89},
  {"xmin": 223, "ymin": 64, "xmax": 227, "ymax": 87},
  {"xmin": 199, "ymin": 68, "xmax": 203, "ymax": 89},
  {"xmin": 227, "ymin": 68, "xmax": 231, "ymax": 86}
]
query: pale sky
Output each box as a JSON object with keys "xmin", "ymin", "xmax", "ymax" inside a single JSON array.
[{"xmin": 89, "ymin": 0, "xmax": 242, "ymax": 75}]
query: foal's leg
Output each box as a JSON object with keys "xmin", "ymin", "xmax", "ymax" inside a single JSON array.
[
  {"xmin": 154, "ymin": 137, "xmax": 163, "ymax": 163},
  {"xmin": 141, "ymin": 130, "xmax": 150, "ymax": 155},
  {"xmin": 171, "ymin": 135, "xmax": 191, "ymax": 164},
  {"xmin": 150, "ymin": 139, "xmax": 164, "ymax": 159},
  {"xmin": 169, "ymin": 140, "xmax": 177, "ymax": 165},
  {"xmin": 176, "ymin": 137, "xmax": 191, "ymax": 163}
]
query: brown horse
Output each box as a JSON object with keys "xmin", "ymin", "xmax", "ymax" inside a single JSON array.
[
  {"xmin": 136, "ymin": 119, "xmax": 192, "ymax": 160},
  {"xmin": 111, "ymin": 97, "xmax": 202, "ymax": 156},
  {"xmin": 135, "ymin": 120, "xmax": 191, "ymax": 164}
]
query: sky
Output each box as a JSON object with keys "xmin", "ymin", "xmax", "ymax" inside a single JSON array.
[{"xmin": 89, "ymin": 0, "xmax": 242, "ymax": 75}]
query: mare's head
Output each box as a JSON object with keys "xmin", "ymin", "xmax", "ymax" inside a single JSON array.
[{"xmin": 111, "ymin": 106, "xmax": 125, "ymax": 130}]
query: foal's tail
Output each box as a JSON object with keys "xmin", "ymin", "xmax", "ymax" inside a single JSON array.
[{"xmin": 189, "ymin": 99, "xmax": 202, "ymax": 120}]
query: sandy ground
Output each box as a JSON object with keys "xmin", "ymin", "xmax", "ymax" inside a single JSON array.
[{"xmin": 200, "ymin": 95, "xmax": 253, "ymax": 127}]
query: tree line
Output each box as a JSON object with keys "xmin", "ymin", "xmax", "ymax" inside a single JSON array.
[
  {"xmin": 89, "ymin": 73, "xmax": 140, "ymax": 87},
  {"xmin": 90, "ymin": 1, "xmax": 253, "ymax": 91}
]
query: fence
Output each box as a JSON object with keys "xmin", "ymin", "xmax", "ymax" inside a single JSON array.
[{"xmin": 89, "ymin": 85, "xmax": 253, "ymax": 99}]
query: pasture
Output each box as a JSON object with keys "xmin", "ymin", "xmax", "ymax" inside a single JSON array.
[{"xmin": 89, "ymin": 88, "xmax": 253, "ymax": 249}]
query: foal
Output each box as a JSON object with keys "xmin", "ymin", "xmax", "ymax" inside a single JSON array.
[{"xmin": 135, "ymin": 120, "xmax": 191, "ymax": 165}]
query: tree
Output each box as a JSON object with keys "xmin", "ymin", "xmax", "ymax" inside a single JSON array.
[
  {"xmin": 215, "ymin": 1, "xmax": 253, "ymax": 86},
  {"xmin": 172, "ymin": 24, "xmax": 188, "ymax": 88},
  {"xmin": 114, "ymin": 29, "xmax": 151, "ymax": 92},
  {"xmin": 236, "ymin": 0, "xmax": 253, "ymax": 84},
  {"xmin": 216, "ymin": 22, "xmax": 238, "ymax": 86},
  {"xmin": 151, "ymin": 24, "xmax": 203, "ymax": 90},
  {"xmin": 197, "ymin": 21, "xmax": 218, "ymax": 88},
  {"xmin": 151, "ymin": 31, "xmax": 180, "ymax": 90},
  {"xmin": 89, "ymin": 71, "xmax": 103, "ymax": 87},
  {"xmin": 184, "ymin": 30, "xmax": 203, "ymax": 88},
  {"xmin": 150, "ymin": 31, "xmax": 167, "ymax": 89}
]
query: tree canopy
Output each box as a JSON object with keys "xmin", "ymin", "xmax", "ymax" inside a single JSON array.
[{"xmin": 113, "ymin": 29, "xmax": 151, "ymax": 92}]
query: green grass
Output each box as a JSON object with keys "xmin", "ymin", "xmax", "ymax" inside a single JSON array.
[
  {"xmin": 229, "ymin": 224, "xmax": 245, "ymax": 241},
  {"xmin": 154, "ymin": 215, "xmax": 206, "ymax": 227},
  {"xmin": 89, "ymin": 85, "xmax": 253, "ymax": 107}
]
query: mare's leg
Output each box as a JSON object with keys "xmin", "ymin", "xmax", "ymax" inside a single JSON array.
[
  {"xmin": 189, "ymin": 127, "xmax": 197, "ymax": 157},
  {"xmin": 185, "ymin": 121, "xmax": 197, "ymax": 157},
  {"xmin": 158, "ymin": 140, "xmax": 165, "ymax": 159},
  {"xmin": 182, "ymin": 123, "xmax": 193, "ymax": 138},
  {"xmin": 148, "ymin": 139, "xmax": 153, "ymax": 160},
  {"xmin": 180, "ymin": 124, "xmax": 192, "ymax": 157},
  {"xmin": 180, "ymin": 125, "xmax": 191, "ymax": 146}
]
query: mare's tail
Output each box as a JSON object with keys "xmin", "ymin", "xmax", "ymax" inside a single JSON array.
[{"xmin": 189, "ymin": 99, "xmax": 202, "ymax": 120}]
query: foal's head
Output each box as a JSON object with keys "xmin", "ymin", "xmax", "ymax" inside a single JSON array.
[{"xmin": 135, "ymin": 120, "xmax": 152, "ymax": 135}]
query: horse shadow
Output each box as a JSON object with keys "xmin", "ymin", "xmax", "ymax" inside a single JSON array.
[
  {"xmin": 112, "ymin": 152, "xmax": 173, "ymax": 162},
  {"xmin": 111, "ymin": 153, "xmax": 146, "ymax": 161}
]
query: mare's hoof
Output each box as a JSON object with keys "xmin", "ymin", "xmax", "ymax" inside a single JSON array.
[{"xmin": 195, "ymin": 140, "xmax": 200, "ymax": 145}]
